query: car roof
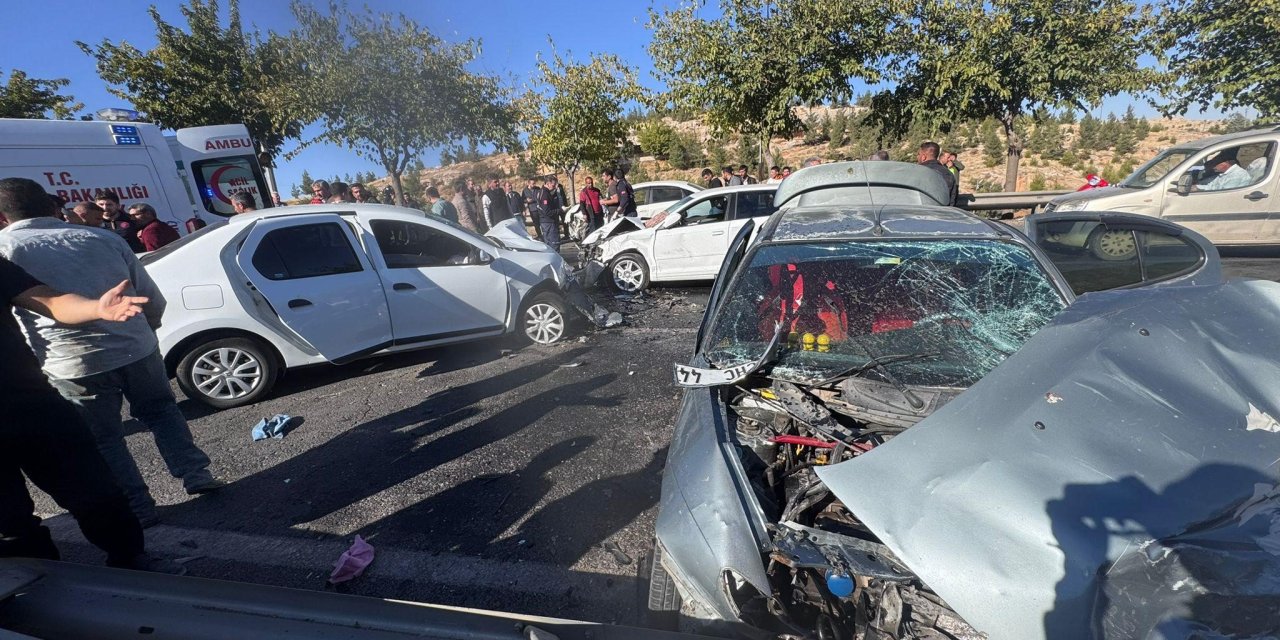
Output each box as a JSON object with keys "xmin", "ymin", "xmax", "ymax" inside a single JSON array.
[
  {"xmin": 761, "ymin": 205, "xmax": 1006, "ymax": 243},
  {"xmin": 1178, "ymin": 124, "xmax": 1280, "ymax": 150},
  {"xmin": 222, "ymin": 203, "xmax": 418, "ymax": 226},
  {"xmin": 632, "ymin": 180, "xmax": 702, "ymax": 191},
  {"xmin": 690, "ymin": 183, "xmax": 777, "ymax": 198}
]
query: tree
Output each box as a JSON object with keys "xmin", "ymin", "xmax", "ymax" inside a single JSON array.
[
  {"xmin": 649, "ymin": 0, "xmax": 890, "ymax": 171},
  {"xmin": 299, "ymin": 170, "xmax": 314, "ymax": 197},
  {"xmin": 981, "ymin": 120, "xmax": 1004, "ymax": 167},
  {"xmin": 667, "ymin": 132, "xmax": 705, "ymax": 170},
  {"xmin": 523, "ymin": 46, "xmax": 640, "ymax": 204},
  {"xmin": 871, "ymin": 0, "xmax": 1158, "ymax": 190},
  {"xmin": 401, "ymin": 158, "xmax": 426, "ymax": 205},
  {"xmin": 638, "ymin": 120, "xmax": 679, "ymax": 159},
  {"xmin": 1159, "ymin": 0, "xmax": 1280, "ymax": 118},
  {"xmin": 287, "ymin": 3, "xmax": 515, "ymax": 206},
  {"xmin": 0, "ymin": 70, "xmax": 82, "ymax": 119},
  {"xmin": 79, "ymin": 0, "xmax": 308, "ymax": 163}
]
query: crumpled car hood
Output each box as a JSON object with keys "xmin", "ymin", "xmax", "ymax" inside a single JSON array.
[
  {"xmin": 581, "ymin": 216, "xmax": 643, "ymax": 246},
  {"xmin": 486, "ymin": 218, "xmax": 548, "ymax": 252},
  {"xmin": 817, "ymin": 279, "xmax": 1280, "ymax": 640}
]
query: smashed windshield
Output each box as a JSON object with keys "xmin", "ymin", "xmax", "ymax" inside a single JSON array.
[
  {"xmin": 704, "ymin": 240, "xmax": 1068, "ymax": 388},
  {"xmin": 1121, "ymin": 148, "xmax": 1194, "ymax": 188}
]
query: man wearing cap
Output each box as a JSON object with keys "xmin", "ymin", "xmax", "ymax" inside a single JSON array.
[{"xmin": 1196, "ymin": 153, "xmax": 1253, "ymax": 191}]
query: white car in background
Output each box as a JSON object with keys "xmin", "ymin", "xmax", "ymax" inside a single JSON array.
[
  {"xmin": 631, "ymin": 180, "xmax": 702, "ymax": 220},
  {"xmin": 583, "ymin": 184, "xmax": 777, "ymax": 292},
  {"xmin": 141, "ymin": 205, "xmax": 578, "ymax": 409}
]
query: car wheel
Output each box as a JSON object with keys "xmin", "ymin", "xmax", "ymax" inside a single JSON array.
[
  {"xmin": 522, "ymin": 292, "xmax": 569, "ymax": 345},
  {"xmin": 176, "ymin": 337, "xmax": 278, "ymax": 409},
  {"xmin": 610, "ymin": 254, "xmax": 650, "ymax": 293},
  {"xmin": 1087, "ymin": 227, "xmax": 1138, "ymax": 261}
]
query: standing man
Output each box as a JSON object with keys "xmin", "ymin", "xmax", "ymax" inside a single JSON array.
[
  {"xmin": 309, "ymin": 180, "xmax": 332, "ymax": 204},
  {"xmin": 736, "ymin": 165, "xmax": 756, "ymax": 185},
  {"xmin": 127, "ymin": 204, "xmax": 180, "ymax": 252},
  {"xmin": 539, "ymin": 177, "xmax": 564, "ymax": 252},
  {"xmin": 724, "ymin": 166, "xmax": 741, "ymax": 186},
  {"xmin": 327, "ymin": 182, "xmax": 355, "ymax": 204},
  {"xmin": 481, "ymin": 178, "xmax": 512, "ymax": 229},
  {"xmin": 426, "ymin": 187, "xmax": 458, "ymax": 223},
  {"xmin": 452, "ymin": 180, "xmax": 484, "ymax": 233},
  {"xmin": 0, "ymin": 249, "xmax": 182, "ymax": 574},
  {"xmin": 525, "ymin": 178, "xmax": 547, "ymax": 240},
  {"xmin": 600, "ymin": 169, "xmax": 637, "ymax": 221},
  {"xmin": 869, "ymin": 150, "xmax": 891, "ymax": 161},
  {"xmin": 917, "ymin": 141, "xmax": 958, "ymax": 207},
  {"xmin": 230, "ymin": 192, "xmax": 257, "ymax": 215},
  {"xmin": 350, "ymin": 183, "xmax": 379, "ymax": 204},
  {"xmin": 578, "ymin": 176, "xmax": 604, "ymax": 232},
  {"xmin": 73, "ymin": 202, "xmax": 106, "ymax": 227},
  {"xmin": 941, "ymin": 151, "xmax": 965, "ymax": 180},
  {"xmin": 95, "ymin": 191, "xmax": 144, "ymax": 253},
  {"xmin": 766, "ymin": 166, "xmax": 784, "ymax": 184},
  {"xmin": 0, "ymin": 178, "xmax": 223, "ymax": 527},
  {"xmin": 503, "ymin": 181, "xmax": 524, "ymax": 225},
  {"xmin": 702, "ymin": 168, "xmax": 722, "ymax": 189}
]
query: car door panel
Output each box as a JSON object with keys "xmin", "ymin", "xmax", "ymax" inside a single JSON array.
[
  {"xmin": 1024, "ymin": 212, "xmax": 1222, "ymax": 295},
  {"xmin": 1162, "ymin": 142, "xmax": 1276, "ymax": 244},
  {"xmin": 236, "ymin": 214, "xmax": 393, "ymax": 363},
  {"xmin": 364, "ymin": 217, "xmax": 509, "ymax": 343},
  {"xmin": 652, "ymin": 195, "xmax": 731, "ymax": 278}
]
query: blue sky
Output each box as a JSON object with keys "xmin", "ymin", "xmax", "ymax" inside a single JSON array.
[{"xmin": 2, "ymin": 1, "xmax": 1228, "ymax": 194}]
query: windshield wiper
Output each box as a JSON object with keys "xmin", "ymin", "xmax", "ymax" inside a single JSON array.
[
  {"xmin": 842, "ymin": 335, "xmax": 927, "ymax": 410},
  {"xmin": 810, "ymin": 351, "xmax": 942, "ymax": 389}
]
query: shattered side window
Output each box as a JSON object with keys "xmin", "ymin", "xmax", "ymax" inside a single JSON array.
[{"xmin": 705, "ymin": 239, "xmax": 1068, "ymax": 387}]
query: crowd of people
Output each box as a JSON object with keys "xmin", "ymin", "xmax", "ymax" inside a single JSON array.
[{"xmin": 0, "ymin": 177, "xmax": 223, "ymax": 575}]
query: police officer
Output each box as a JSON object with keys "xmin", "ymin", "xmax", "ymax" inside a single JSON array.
[{"xmin": 539, "ymin": 178, "xmax": 563, "ymax": 252}]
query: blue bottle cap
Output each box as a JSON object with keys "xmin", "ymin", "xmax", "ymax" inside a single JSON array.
[{"xmin": 825, "ymin": 570, "xmax": 855, "ymax": 598}]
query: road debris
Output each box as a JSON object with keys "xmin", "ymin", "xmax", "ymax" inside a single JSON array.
[
  {"xmin": 600, "ymin": 541, "xmax": 632, "ymax": 566},
  {"xmin": 328, "ymin": 535, "xmax": 375, "ymax": 584},
  {"xmin": 252, "ymin": 414, "xmax": 300, "ymax": 441}
]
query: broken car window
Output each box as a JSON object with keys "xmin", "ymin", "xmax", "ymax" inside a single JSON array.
[
  {"xmin": 1034, "ymin": 220, "xmax": 1205, "ymax": 294},
  {"xmin": 704, "ymin": 239, "xmax": 1067, "ymax": 388}
]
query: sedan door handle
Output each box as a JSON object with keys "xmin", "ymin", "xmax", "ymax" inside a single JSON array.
[
  {"xmin": 393, "ymin": 282, "xmax": 417, "ymax": 291},
  {"xmin": 710, "ymin": 231, "xmax": 726, "ymax": 236},
  {"xmin": 287, "ymin": 298, "xmax": 312, "ymax": 309},
  {"xmin": 1245, "ymin": 191, "xmax": 1269, "ymax": 201}
]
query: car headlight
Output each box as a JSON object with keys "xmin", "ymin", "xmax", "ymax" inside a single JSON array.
[{"xmin": 1055, "ymin": 199, "xmax": 1088, "ymax": 212}]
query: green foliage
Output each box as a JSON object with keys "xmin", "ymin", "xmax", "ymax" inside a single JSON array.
[
  {"xmin": 829, "ymin": 109, "xmax": 850, "ymax": 149},
  {"xmin": 401, "ymin": 158, "xmax": 426, "ymax": 204},
  {"xmin": 980, "ymin": 121, "xmax": 1003, "ymax": 167},
  {"xmin": 667, "ymin": 132, "xmax": 705, "ymax": 170},
  {"xmin": 1060, "ymin": 150, "xmax": 1078, "ymax": 166},
  {"xmin": 871, "ymin": 0, "xmax": 1159, "ymax": 190},
  {"xmin": 523, "ymin": 45, "xmax": 640, "ymax": 197},
  {"xmin": 1028, "ymin": 173, "xmax": 1047, "ymax": 190},
  {"xmin": 1058, "ymin": 110, "xmax": 1078, "ymax": 125},
  {"xmin": 802, "ymin": 113, "xmax": 824, "ymax": 145},
  {"xmin": 299, "ymin": 170, "xmax": 313, "ymax": 196},
  {"xmin": 515, "ymin": 153, "xmax": 540, "ymax": 179},
  {"xmin": 288, "ymin": 2, "xmax": 515, "ymax": 205},
  {"xmin": 648, "ymin": 1, "xmax": 889, "ymax": 143},
  {"xmin": 637, "ymin": 120, "xmax": 678, "ymax": 159},
  {"xmin": 735, "ymin": 134, "xmax": 761, "ymax": 170},
  {"xmin": 79, "ymin": 0, "xmax": 306, "ymax": 160},
  {"xmin": 0, "ymin": 70, "xmax": 82, "ymax": 119},
  {"xmin": 708, "ymin": 142, "xmax": 729, "ymax": 171},
  {"xmin": 1159, "ymin": 0, "xmax": 1280, "ymax": 118},
  {"xmin": 1221, "ymin": 113, "xmax": 1257, "ymax": 134},
  {"xmin": 1076, "ymin": 113, "xmax": 1101, "ymax": 152}
]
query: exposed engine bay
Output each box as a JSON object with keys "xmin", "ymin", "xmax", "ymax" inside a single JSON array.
[{"xmin": 726, "ymin": 378, "xmax": 981, "ymax": 640}]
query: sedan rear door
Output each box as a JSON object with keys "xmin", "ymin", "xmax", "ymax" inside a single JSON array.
[
  {"xmin": 1022, "ymin": 211, "xmax": 1222, "ymax": 296},
  {"xmin": 236, "ymin": 213, "xmax": 393, "ymax": 362}
]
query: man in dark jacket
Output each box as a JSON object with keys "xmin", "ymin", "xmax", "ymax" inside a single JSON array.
[
  {"xmin": 539, "ymin": 178, "xmax": 563, "ymax": 252},
  {"xmin": 522, "ymin": 178, "xmax": 543, "ymax": 240},
  {"xmin": 481, "ymin": 178, "xmax": 512, "ymax": 228},
  {"xmin": 702, "ymin": 168, "xmax": 722, "ymax": 189},
  {"xmin": 917, "ymin": 141, "xmax": 958, "ymax": 207},
  {"xmin": 503, "ymin": 181, "xmax": 524, "ymax": 225}
]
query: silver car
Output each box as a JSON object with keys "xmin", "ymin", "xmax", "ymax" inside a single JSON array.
[{"xmin": 649, "ymin": 163, "xmax": 1278, "ymax": 639}]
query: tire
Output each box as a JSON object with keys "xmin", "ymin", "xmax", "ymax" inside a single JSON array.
[
  {"xmin": 609, "ymin": 253, "xmax": 650, "ymax": 293},
  {"xmin": 1087, "ymin": 227, "xmax": 1138, "ymax": 261},
  {"xmin": 647, "ymin": 541, "xmax": 683, "ymax": 614},
  {"xmin": 521, "ymin": 292, "xmax": 569, "ymax": 345},
  {"xmin": 176, "ymin": 337, "xmax": 278, "ymax": 409}
]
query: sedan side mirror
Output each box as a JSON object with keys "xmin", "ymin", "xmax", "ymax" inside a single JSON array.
[
  {"xmin": 658, "ymin": 212, "xmax": 684, "ymax": 229},
  {"xmin": 476, "ymin": 249, "xmax": 495, "ymax": 265}
]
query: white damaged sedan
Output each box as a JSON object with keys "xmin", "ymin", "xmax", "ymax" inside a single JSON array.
[{"xmin": 142, "ymin": 204, "xmax": 577, "ymax": 408}]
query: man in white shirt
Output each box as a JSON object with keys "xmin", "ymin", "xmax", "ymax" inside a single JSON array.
[{"xmin": 1197, "ymin": 153, "xmax": 1254, "ymax": 191}]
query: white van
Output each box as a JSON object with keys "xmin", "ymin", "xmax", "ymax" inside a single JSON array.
[
  {"xmin": 1044, "ymin": 124, "xmax": 1279, "ymax": 248},
  {"xmin": 0, "ymin": 119, "xmax": 272, "ymax": 231}
]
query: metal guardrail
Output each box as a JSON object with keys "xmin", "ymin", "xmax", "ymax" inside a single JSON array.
[{"xmin": 958, "ymin": 190, "xmax": 1072, "ymax": 213}]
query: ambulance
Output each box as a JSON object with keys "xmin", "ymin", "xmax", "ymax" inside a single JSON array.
[{"xmin": 0, "ymin": 119, "xmax": 273, "ymax": 232}]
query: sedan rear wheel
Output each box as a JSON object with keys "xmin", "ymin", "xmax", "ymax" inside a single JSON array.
[
  {"xmin": 176, "ymin": 337, "xmax": 278, "ymax": 409},
  {"xmin": 522, "ymin": 292, "xmax": 568, "ymax": 345},
  {"xmin": 610, "ymin": 254, "xmax": 650, "ymax": 293}
]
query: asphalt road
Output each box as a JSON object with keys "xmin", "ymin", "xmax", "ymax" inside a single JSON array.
[
  {"xmin": 38, "ymin": 282, "xmax": 711, "ymax": 628},
  {"xmin": 34, "ymin": 249, "xmax": 1280, "ymax": 629}
]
